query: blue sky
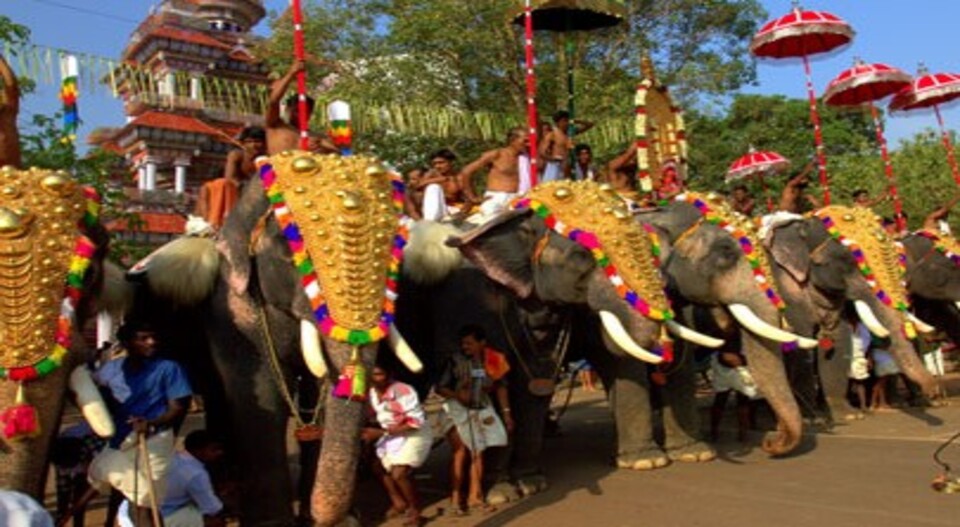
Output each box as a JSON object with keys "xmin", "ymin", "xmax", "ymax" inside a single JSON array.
[{"xmin": 1, "ymin": 0, "xmax": 956, "ymax": 149}]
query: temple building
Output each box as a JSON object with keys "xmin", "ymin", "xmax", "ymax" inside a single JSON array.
[{"xmin": 91, "ymin": 0, "xmax": 270, "ymax": 242}]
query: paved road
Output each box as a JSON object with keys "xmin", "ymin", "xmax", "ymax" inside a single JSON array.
[
  {"xmin": 60, "ymin": 384, "xmax": 960, "ymax": 526},
  {"xmin": 399, "ymin": 391, "xmax": 960, "ymax": 527}
]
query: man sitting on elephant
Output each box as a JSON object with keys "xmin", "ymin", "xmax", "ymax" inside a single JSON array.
[
  {"xmin": 437, "ymin": 325, "xmax": 514, "ymax": 515},
  {"xmin": 460, "ymin": 128, "xmax": 530, "ymax": 220},
  {"xmin": 88, "ymin": 321, "xmax": 193, "ymax": 527}
]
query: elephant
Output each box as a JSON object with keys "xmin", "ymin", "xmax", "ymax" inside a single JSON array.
[
  {"xmin": 397, "ymin": 183, "xmax": 812, "ymax": 503},
  {"xmin": 637, "ymin": 193, "xmax": 819, "ymax": 457},
  {"xmin": 901, "ymin": 230, "xmax": 960, "ymax": 345},
  {"xmin": 0, "ymin": 166, "xmax": 128, "ymax": 500},
  {"xmin": 396, "ymin": 181, "xmax": 731, "ymax": 501},
  {"xmin": 762, "ymin": 207, "xmax": 938, "ymax": 422},
  {"xmin": 131, "ymin": 152, "xmax": 424, "ymax": 526}
]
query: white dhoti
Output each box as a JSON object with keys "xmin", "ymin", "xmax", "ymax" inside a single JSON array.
[
  {"xmin": 924, "ymin": 348, "xmax": 945, "ymax": 377},
  {"xmin": 541, "ymin": 160, "xmax": 564, "ymax": 182},
  {"xmin": 118, "ymin": 502, "xmax": 204, "ymax": 527},
  {"xmin": 710, "ymin": 354, "xmax": 760, "ymax": 399},
  {"xmin": 376, "ymin": 425, "xmax": 433, "ymax": 470},
  {"xmin": 441, "ymin": 400, "xmax": 507, "ymax": 453},
  {"xmin": 88, "ymin": 430, "xmax": 175, "ymax": 507},
  {"xmin": 476, "ymin": 191, "xmax": 519, "ymax": 221},
  {"xmin": 421, "ymin": 184, "xmax": 461, "ymax": 221}
]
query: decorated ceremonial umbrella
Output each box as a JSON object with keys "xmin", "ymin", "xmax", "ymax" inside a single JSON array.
[
  {"xmin": 751, "ymin": 4, "xmax": 855, "ymax": 206},
  {"xmin": 889, "ymin": 68, "xmax": 960, "ymax": 187},
  {"xmin": 727, "ymin": 148, "xmax": 791, "ymax": 212},
  {"xmin": 512, "ymin": 0, "xmax": 627, "ymax": 184},
  {"xmin": 824, "ymin": 60, "xmax": 912, "ymax": 228}
]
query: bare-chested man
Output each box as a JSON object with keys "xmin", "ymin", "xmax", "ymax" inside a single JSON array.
[
  {"xmin": 414, "ymin": 149, "xmax": 467, "ymax": 221},
  {"xmin": 195, "ymin": 126, "xmax": 266, "ymax": 229},
  {"xmin": 539, "ymin": 111, "xmax": 593, "ymax": 182},
  {"xmin": 923, "ymin": 193, "xmax": 960, "ymax": 235},
  {"xmin": 0, "ymin": 53, "xmax": 21, "ymax": 168},
  {"xmin": 265, "ymin": 60, "xmax": 337, "ymax": 155},
  {"xmin": 460, "ymin": 127, "xmax": 530, "ymax": 218},
  {"xmin": 778, "ymin": 161, "xmax": 819, "ymax": 213}
]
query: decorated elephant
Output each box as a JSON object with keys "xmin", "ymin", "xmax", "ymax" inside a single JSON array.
[
  {"xmin": 131, "ymin": 152, "xmax": 422, "ymax": 526},
  {"xmin": 398, "ymin": 181, "xmax": 728, "ymax": 501},
  {"xmin": 762, "ymin": 206, "xmax": 938, "ymax": 422},
  {"xmin": 901, "ymin": 229, "xmax": 960, "ymax": 345},
  {"xmin": 0, "ymin": 166, "xmax": 128, "ymax": 499},
  {"xmin": 638, "ymin": 192, "xmax": 820, "ymax": 457}
]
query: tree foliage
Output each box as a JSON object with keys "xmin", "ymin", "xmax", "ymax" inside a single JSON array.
[{"xmin": 258, "ymin": 0, "xmax": 767, "ymax": 168}]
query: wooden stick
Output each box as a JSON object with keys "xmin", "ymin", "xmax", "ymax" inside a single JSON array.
[{"xmin": 138, "ymin": 433, "xmax": 163, "ymax": 527}]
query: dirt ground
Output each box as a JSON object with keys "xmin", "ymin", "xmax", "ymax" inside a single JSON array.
[{"xmin": 49, "ymin": 373, "xmax": 960, "ymax": 527}]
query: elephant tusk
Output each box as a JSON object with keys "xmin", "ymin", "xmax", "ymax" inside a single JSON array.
[
  {"xmin": 955, "ymin": 301, "xmax": 960, "ymax": 312},
  {"xmin": 301, "ymin": 319, "xmax": 328, "ymax": 378},
  {"xmin": 728, "ymin": 304, "xmax": 803, "ymax": 344},
  {"xmin": 907, "ymin": 313, "xmax": 936, "ymax": 334},
  {"xmin": 69, "ymin": 366, "xmax": 115, "ymax": 438},
  {"xmin": 389, "ymin": 324, "xmax": 424, "ymax": 373},
  {"xmin": 854, "ymin": 300, "xmax": 891, "ymax": 338},
  {"xmin": 665, "ymin": 320, "xmax": 724, "ymax": 349},
  {"xmin": 599, "ymin": 311, "xmax": 664, "ymax": 364}
]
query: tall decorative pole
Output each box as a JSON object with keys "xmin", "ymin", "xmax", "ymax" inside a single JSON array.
[
  {"xmin": 291, "ymin": 0, "xmax": 310, "ymax": 150},
  {"xmin": 523, "ymin": 0, "xmax": 539, "ymax": 187},
  {"xmin": 635, "ymin": 55, "xmax": 653, "ymax": 193},
  {"xmin": 802, "ymin": 54, "xmax": 830, "ymax": 205},
  {"xmin": 59, "ymin": 54, "xmax": 79, "ymax": 144}
]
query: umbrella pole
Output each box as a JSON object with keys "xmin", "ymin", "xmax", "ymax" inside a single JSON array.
[
  {"xmin": 291, "ymin": 0, "xmax": 309, "ymax": 151},
  {"xmin": 523, "ymin": 0, "xmax": 539, "ymax": 187},
  {"xmin": 760, "ymin": 173, "xmax": 774, "ymax": 213},
  {"xmin": 868, "ymin": 103, "xmax": 905, "ymax": 231},
  {"xmin": 933, "ymin": 104, "xmax": 960, "ymax": 186},
  {"xmin": 566, "ymin": 34, "xmax": 576, "ymax": 179},
  {"xmin": 802, "ymin": 54, "xmax": 830, "ymax": 205}
]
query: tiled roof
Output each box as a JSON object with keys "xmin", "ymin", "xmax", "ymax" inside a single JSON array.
[
  {"xmin": 126, "ymin": 25, "xmax": 231, "ymax": 58},
  {"xmin": 127, "ymin": 111, "xmax": 232, "ymax": 138},
  {"xmin": 107, "ymin": 212, "xmax": 186, "ymax": 235}
]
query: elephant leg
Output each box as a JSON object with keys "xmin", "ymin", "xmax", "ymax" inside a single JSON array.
[
  {"xmin": 609, "ymin": 355, "xmax": 667, "ymax": 471},
  {"xmin": 784, "ymin": 350, "xmax": 825, "ymax": 426},
  {"xmin": 0, "ymin": 367, "xmax": 69, "ymax": 499},
  {"xmin": 209, "ymin": 329, "xmax": 295, "ymax": 526},
  {"xmin": 660, "ymin": 345, "xmax": 716, "ymax": 463},
  {"xmin": 818, "ymin": 344, "xmax": 857, "ymax": 422},
  {"xmin": 509, "ymin": 388, "xmax": 551, "ymax": 499}
]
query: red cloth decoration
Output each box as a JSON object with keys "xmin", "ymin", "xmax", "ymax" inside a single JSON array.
[{"xmin": 1, "ymin": 386, "xmax": 40, "ymax": 440}]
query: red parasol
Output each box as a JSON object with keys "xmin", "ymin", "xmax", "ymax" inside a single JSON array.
[
  {"xmin": 824, "ymin": 60, "xmax": 912, "ymax": 228},
  {"xmin": 727, "ymin": 148, "xmax": 791, "ymax": 212},
  {"xmin": 751, "ymin": 5, "xmax": 855, "ymax": 206},
  {"xmin": 889, "ymin": 69, "xmax": 960, "ymax": 186}
]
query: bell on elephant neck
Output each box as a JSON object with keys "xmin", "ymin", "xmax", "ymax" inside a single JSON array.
[
  {"xmin": 0, "ymin": 384, "xmax": 40, "ymax": 440},
  {"xmin": 332, "ymin": 347, "xmax": 368, "ymax": 402}
]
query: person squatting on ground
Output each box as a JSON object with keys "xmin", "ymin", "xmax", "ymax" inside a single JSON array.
[
  {"xmin": 362, "ymin": 364, "xmax": 433, "ymax": 527},
  {"xmin": 460, "ymin": 127, "xmax": 532, "ymax": 219},
  {"xmin": 436, "ymin": 325, "xmax": 514, "ymax": 516},
  {"xmin": 88, "ymin": 320, "xmax": 193, "ymax": 527}
]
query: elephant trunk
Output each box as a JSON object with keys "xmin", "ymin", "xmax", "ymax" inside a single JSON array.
[
  {"xmin": 310, "ymin": 340, "xmax": 375, "ymax": 526},
  {"xmin": 731, "ymin": 305, "xmax": 803, "ymax": 456}
]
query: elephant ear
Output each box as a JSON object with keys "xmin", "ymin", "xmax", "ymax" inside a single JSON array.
[
  {"xmin": 766, "ymin": 220, "xmax": 810, "ymax": 284},
  {"xmin": 447, "ymin": 209, "xmax": 537, "ymax": 298}
]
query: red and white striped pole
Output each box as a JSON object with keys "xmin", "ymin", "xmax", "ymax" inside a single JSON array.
[
  {"xmin": 523, "ymin": 0, "xmax": 539, "ymax": 187},
  {"xmin": 291, "ymin": 0, "xmax": 310, "ymax": 150},
  {"xmin": 868, "ymin": 103, "xmax": 905, "ymax": 230},
  {"xmin": 802, "ymin": 54, "xmax": 830, "ymax": 206}
]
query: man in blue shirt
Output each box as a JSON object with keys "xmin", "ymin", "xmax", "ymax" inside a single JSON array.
[
  {"xmin": 89, "ymin": 320, "xmax": 193, "ymax": 527},
  {"xmin": 160, "ymin": 430, "xmax": 225, "ymax": 526}
]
